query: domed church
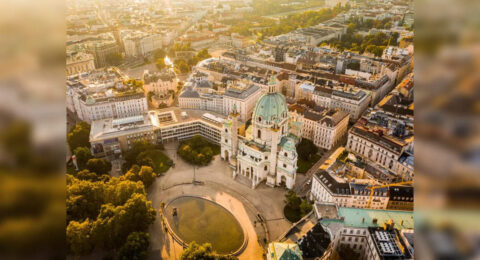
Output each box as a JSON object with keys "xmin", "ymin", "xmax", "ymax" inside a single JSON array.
[{"xmin": 221, "ymin": 76, "xmax": 298, "ymax": 189}]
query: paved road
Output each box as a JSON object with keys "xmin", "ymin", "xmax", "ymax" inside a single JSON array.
[{"xmin": 293, "ymin": 133, "xmax": 350, "ymax": 198}]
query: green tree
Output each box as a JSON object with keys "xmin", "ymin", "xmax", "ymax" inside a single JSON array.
[
  {"xmin": 147, "ymin": 91, "xmax": 155, "ymax": 103},
  {"xmin": 156, "ymin": 57, "xmax": 166, "ymax": 70},
  {"xmin": 296, "ymin": 139, "xmax": 318, "ymax": 161},
  {"xmin": 124, "ymin": 165, "xmax": 156, "ymax": 188},
  {"xmin": 92, "ymin": 193, "xmax": 156, "ymax": 248},
  {"xmin": 73, "ymin": 146, "xmax": 92, "ymax": 169},
  {"xmin": 118, "ymin": 232, "xmax": 150, "ymax": 260},
  {"xmin": 102, "ymin": 176, "xmax": 146, "ymax": 206},
  {"xmin": 174, "ymin": 59, "xmax": 190, "ymax": 73},
  {"xmin": 67, "ymin": 175, "xmax": 105, "ymax": 222},
  {"xmin": 86, "ymin": 158, "xmax": 112, "ymax": 175},
  {"xmin": 177, "ymin": 135, "xmax": 219, "ymax": 166},
  {"xmin": 122, "ymin": 140, "xmax": 157, "ymax": 172},
  {"xmin": 300, "ymin": 199, "xmax": 313, "ymax": 216},
  {"xmin": 67, "ymin": 220, "xmax": 94, "ymax": 255},
  {"xmin": 196, "ymin": 48, "xmax": 211, "ymax": 60},
  {"xmin": 76, "ymin": 169, "xmax": 101, "ymax": 182},
  {"xmin": 285, "ymin": 190, "xmax": 301, "ymax": 211},
  {"xmin": 105, "ymin": 52, "xmax": 124, "ymax": 66},
  {"xmin": 67, "ymin": 122, "xmax": 91, "ymax": 152},
  {"xmin": 180, "ymin": 242, "xmax": 216, "ymax": 260},
  {"xmin": 124, "ymin": 79, "xmax": 144, "ymax": 90}
]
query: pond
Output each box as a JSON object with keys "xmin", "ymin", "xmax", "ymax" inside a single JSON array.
[{"xmin": 165, "ymin": 196, "xmax": 245, "ymax": 255}]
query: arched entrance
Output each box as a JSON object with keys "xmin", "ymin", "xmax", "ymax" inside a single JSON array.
[
  {"xmin": 224, "ymin": 150, "xmax": 229, "ymax": 161},
  {"xmin": 280, "ymin": 175, "xmax": 287, "ymax": 187}
]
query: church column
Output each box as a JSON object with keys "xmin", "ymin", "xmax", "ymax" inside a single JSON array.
[
  {"xmin": 230, "ymin": 104, "xmax": 239, "ymax": 158},
  {"xmin": 267, "ymin": 123, "xmax": 280, "ymax": 187},
  {"xmin": 251, "ymin": 168, "xmax": 256, "ymax": 189}
]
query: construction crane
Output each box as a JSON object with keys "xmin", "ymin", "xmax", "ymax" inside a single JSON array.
[{"xmin": 366, "ymin": 181, "xmax": 413, "ymax": 208}]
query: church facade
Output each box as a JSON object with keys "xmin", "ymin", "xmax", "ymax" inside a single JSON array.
[{"xmin": 221, "ymin": 76, "xmax": 299, "ymax": 189}]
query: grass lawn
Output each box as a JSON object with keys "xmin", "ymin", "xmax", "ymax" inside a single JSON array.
[
  {"xmin": 284, "ymin": 205, "xmax": 302, "ymax": 223},
  {"xmin": 141, "ymin": 149, "xmax": 172, "ymax": 174},
  {"xmin": 297, "ymin": 154, "xmax": 321, "ymax": 173}
]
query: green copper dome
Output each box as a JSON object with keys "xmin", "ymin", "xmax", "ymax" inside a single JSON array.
[{"xmin": 253, "ymin": 93, "xmax": 288, "ymax": 125}]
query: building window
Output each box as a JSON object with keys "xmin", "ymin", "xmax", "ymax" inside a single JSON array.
[
  {"xmin": 225, "ymin": 129, "xmax": 228, "ymax": 133},
  {"xmin": 264, "ymin": 166, "xmax": 268, "ymax": 171},
  {"xmin": 283, "ymin": 164, "xmax": 287, "ymax": 168},
  {"xmin": 284, "ymin": 152, "xmax": 288, "ymax": 157},
  {"xmin": 257, "ymin": 129, "xmax": 261, "ymax": 138}
]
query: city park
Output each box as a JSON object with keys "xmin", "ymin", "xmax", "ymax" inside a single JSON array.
[{"xmin": 66, "ymin": 122, "xmax": 321, "ymax": 259}]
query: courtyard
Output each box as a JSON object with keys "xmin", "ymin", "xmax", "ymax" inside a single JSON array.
[{"xmin": 147, "ymin": 141, "xmax": 294, "ymax": 259}]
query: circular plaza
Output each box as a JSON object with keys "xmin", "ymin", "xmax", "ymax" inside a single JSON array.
[{"xmin": 147, "ymin": 142, "xmax": 293, "ymax": 259}]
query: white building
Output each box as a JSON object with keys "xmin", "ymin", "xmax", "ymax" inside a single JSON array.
[
  {"xmin": 223, "ymin": 82, "xmax": 263, "ymax": 122},
  {"xmin": 289, "ymin": 105, "xmax": 349, "ymax": 150},
  {"xmin": 123, "ymin": 33, "xmax": 163, "ymax": 57},
  {"xmin": 221, "ymin": 77, "xmax": 298, "ymax": 189},
  {"xmin": 66, "ymin": 52, "xmax": 95, "ymax": 76},
  {"xmin": 67, "ymin": 78, "xmax": 148, "ymax": 123},
  {"xmin": 347, "ymin": 120, "xmax": 407, "ymax": 171},
  {"xmin": 143, "ymin": 70, "xmax": 177, "ymax": 96},
  {"xmin": 310, "ymin": 171, "xmax": 389, "ymax": 210},
  {"xmin": 89, "ymin": 108, "xmax": 225, "ymax": 159},
  {"xmin": 178, "ymin": 88, "xmax": 224, "ymax": 115},
  {"xmin": 312, "ymin": 86, "xmax": 371, "ymax": 122}
]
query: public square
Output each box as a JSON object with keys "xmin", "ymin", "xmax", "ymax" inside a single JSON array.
[{"xmin": 147, "ymin": 142, "xmax": 294, "ymax": 259}]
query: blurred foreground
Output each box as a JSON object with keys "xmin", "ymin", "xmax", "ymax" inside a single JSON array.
[
  {"xmin": 0, "ymin": 0, "xmax": 66, "ymax": 258},
  {"xmin": 415, "ymin": 0, "xmax": 480, "ymax": 258}
]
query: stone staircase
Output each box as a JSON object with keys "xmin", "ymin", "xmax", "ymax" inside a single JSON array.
[{"xmin": 234, "ymin": 173, "xmax": 252, "ymax": 188}]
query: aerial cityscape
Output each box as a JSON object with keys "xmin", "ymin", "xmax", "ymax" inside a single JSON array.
[{"xmin": 66, "ymin": 0, "xmax": 414, "ymax": 259}]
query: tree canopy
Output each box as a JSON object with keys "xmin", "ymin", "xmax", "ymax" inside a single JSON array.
[
  {"xmin": 177, "ymin": 135, "xmax": 220, "ymax": 166},
  {"xmin": 66, "ymin": 163, "xmax": 157, "ymax": 257},
  {"xmin": 86, "ymin": 158, "xmax": 112, "ymax": 175},
  {"xmin": 181, "ymin": 242, "xmax": 237, "ymax": 260},
  {"xmin": 73, "ymin": 146, "xmax": 92, "ymax": 169},
  {"xmin": 296, "ymin": 138, "xmax": 318, "ymax": 161},
  {"xmin": 122, "ymin": 140, "xmax": 168, "ymax": 173},
  {"xmin": 67, "ymin": 122, "xmax": 91, "ymax": 152},
  {"xmin": 118, "ymin": 232, "xmax": 150, "ymax": 260},
  {"xmin": 323, "ymin": 31, "xmax": 399, "ymax": 57}
]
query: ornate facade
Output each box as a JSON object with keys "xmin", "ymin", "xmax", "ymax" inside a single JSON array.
[{"xmin": 221, "ymin": 76, "xmax": 298, "ymax": 189}]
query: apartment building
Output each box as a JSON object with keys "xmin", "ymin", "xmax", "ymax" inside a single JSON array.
[
  {"xmin": 223, "ymin": 83, "xmax": 262, "ymax": 122},
  {"xmin": 347, "ymin": 118, "xmax": 407, "ymax": 171},
  {"xmin": 66, "ymin": 52, "xmax": 95, "ymax": 76},
  {"xmin": 289, "ymin": 105, "xmax": 349, "ymax": 150},
  {"xmin": 312, "ymin": 86, "xmax": 371, "ymax": 122},
  {"xmin": 310, "ymin": 171, "xmax": 389, "ymax": 210}
]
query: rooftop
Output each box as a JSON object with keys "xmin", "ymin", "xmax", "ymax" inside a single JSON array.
[
  {"xmin": 224, "ymin": 84, "xmax": 261, "ymax": 100},
  {"xmin": 90, "ymin": 107, "xmax": 226, "ymax": 142},
  {"xmin": 320, "ymin": 207, "xmax": 414, "ymax": 230}
]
